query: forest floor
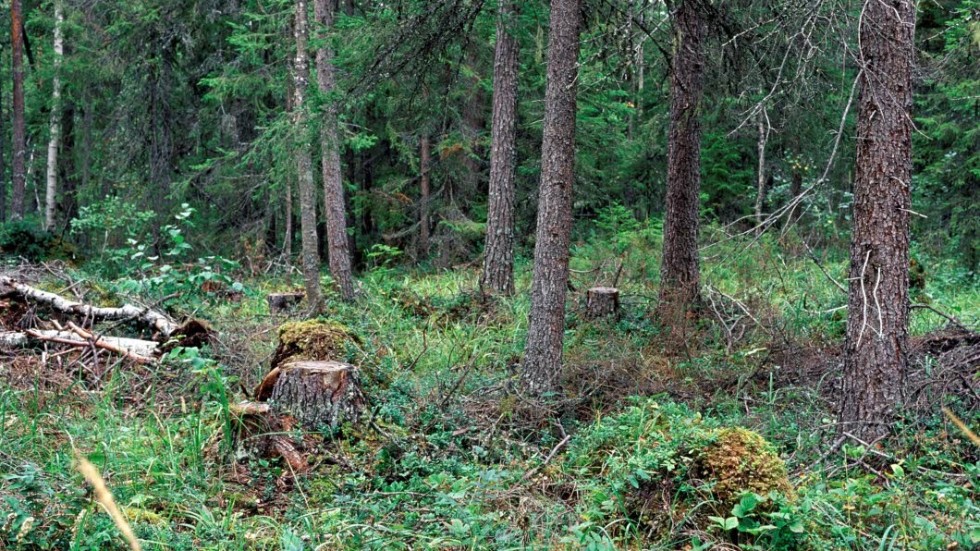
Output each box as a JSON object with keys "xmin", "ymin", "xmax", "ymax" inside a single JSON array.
[{"xmin": 1, "ymin": 224, "xmax": 978, "ymax": 550}]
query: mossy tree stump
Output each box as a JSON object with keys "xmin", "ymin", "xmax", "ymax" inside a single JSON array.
[
  {"xmin": 586, "ymin": 287, "xmax": 619, "ymax": 319},
  {"xmin": 262, "ymin": 361, "xmax": 365, "ymax": 428}
]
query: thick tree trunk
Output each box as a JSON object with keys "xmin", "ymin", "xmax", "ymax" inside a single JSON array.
[
  {"xmin": 520, "ymin": 0, "xmax": 582, "ymax": 396},
  {"xmin": 840, "ymin": 0, "xmax": 915, "ymax": 442},
  {"xmin": 480, "ymin": 0, "xmax": 520, "ymax": 297},
  {"xmin": 658, "ymin": 0, "xmax": 706, "ymax": 318},
  {"xmin": 314, "ymin": 0, "xmax": 356, "ymax": 301},
  {"xmin": 44, "ymin": 0, "xmax": 64, "ymax": 231},
  {"xmin": 11, "ymin": 0, "xmax": 26, "ymax": 220},
  {"xmin": 292, "ymin": 0, "xmax": 323, "ymax": 311},
  {"xmin": 419, "ymin": 134, "xmax": 431, "ymax": 257}
]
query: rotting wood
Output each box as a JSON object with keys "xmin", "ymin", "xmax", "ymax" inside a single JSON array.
[
  {"xmin": 585, "ymin": 287, "xmax": 619, "ymax": 319},
  {"xmin": 0, "ymin": 276, "xmax": 180, "ymax": 337}
]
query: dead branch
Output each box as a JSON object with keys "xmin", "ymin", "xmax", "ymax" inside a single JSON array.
[{"xmin": 0, "ymin": 276, "xmax": 180, "ymax": 338}]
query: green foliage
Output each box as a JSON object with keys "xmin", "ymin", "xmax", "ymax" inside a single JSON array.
[{"xmin": 0, "ymin": 220, "xmax": 73, "ymax": 262}]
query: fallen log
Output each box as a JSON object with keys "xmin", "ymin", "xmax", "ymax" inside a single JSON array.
[
  {"xmin": 0, "ymin": 276, "xmax": 179, "ymax": 338},
  {"xmin": 0, "ymin": 330, "xmax": 158, "ymax": 362}
]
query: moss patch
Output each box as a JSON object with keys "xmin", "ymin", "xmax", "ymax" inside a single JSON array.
[
  {"xmin": 695, "ymin": 427, "xmax": 793, "ymax": 507},
  {"xmin": 271, "ymin": 320, "xmax": 359, "ymax": 368}
]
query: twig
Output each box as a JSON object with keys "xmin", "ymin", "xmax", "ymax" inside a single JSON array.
[
  {"xmin": 522, "ymin": 434, "xmax": 571, "ymax": 481},
  {"xmin": 911, "ymin": 304, "xmax": 974, "ymax": 332}
]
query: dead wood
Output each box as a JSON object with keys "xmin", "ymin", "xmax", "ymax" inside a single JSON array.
[
  {"xmin": 267, "ymin": 292, "xmax": 305, "ymax": 314},
  {"xmin": 585, "ymin": 287, "xmax": 619, "ymax": 319},
  {"xmin": 0, "ymin": 276, "xmax": 179, "ymax": 337},
  {"xmin": 1, "ymin": 329, "xmax": 158, "ymax": 361},
  {"xmin": 268, "ymin": 360, "xmax": 365, "ymax": 429}
]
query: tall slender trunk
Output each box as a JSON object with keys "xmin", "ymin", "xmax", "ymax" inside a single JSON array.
[
  {"xmin": 753, "ymin": 107, "xmax": 768, "ymax": 231},
  {"xmin": 11, "ymin": 0, "xmax": 26, "ymax": 220},
  {"xmin": 292, "ymin": 0, "xmax": 323, "ymax": 310},
  {"xmin": 520, "ymin": 0, "xmax": 582, "ymax": 396},
  {"xmin": 314, "ymin": 0, "xmax": 356, "ymax": 301},
  {"xmin": 480, "ymin": 0, "xmax": 519, "ymax": 296},
  {"xmin": 419, "ymin": 134, "xmax": 431, "ymax": 257},
  {"xmin": 283, "ymin": 176, "xmax": 293, "ymax": 258},
  {"xmin": 658, "ymin": 0, "xmax": 705, "ymax": 318},
  {"xmin": 0, "ymin": 43, "xmax": 5, "ymax": 223},
  {"xmin": 840, "ymin": 0, "xmax": 915, "ymax": 442},
  {"xmin": 44, "ymin": 0, "xmax": 64, "ymax": 231}
]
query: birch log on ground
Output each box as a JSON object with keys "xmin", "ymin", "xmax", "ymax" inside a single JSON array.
[
  {"xmin": 0, "ymin": 330, "xmax": 158, "ymax": 358},
  {"xmin": 0, "ymin": 276, "xmax": 180, "ymax": 337}
]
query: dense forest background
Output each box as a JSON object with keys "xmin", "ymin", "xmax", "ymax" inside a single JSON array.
[
  {"xmin": 0, "ymin": 0, "xmax": 975, "ymax": 271},
  {"xmin": 0, "ymin": 1, "xmax": 978, "ymax": 550}
]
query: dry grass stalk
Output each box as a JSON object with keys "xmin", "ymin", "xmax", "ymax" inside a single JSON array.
[
  {"xmin": 74, "ymin": 452, "xmax": 142, "ymax": 551},
  {"xmin": 942, "ymin": 407, "xmax": 980, "ymax": 447}
]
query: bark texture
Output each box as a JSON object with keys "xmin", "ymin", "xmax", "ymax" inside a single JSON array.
[
  {"xmin": 521, "ymin": 0, "xmax": 582, "ymax": 396},
  {"xmin": 314, "ymin": 0, "xmax": 356, "ymax": 301},
  {"xmin": 10, "ymin": 0, "xmax": 26, "ymax": 219},
  {"xmin": 585, "ymin": 287, "xmax": 619, "ymax": 319},
  {"xmin": 45, "ymin": 0, "xmax": 64, "ymax": 230},
  {"xmin": 658, "ymin": 0, "xmax": 705, "ymax": 315},
  {"xmin": 267, "ymin": 361, "xmax": 365, "ymax": 428},
  {"xmin": 292, "ymin": 0, "xmax": 324, "ymax": 311},
  {"xmin": 480, "ymin": 0, "xmax": 520, "ymax": 297},
  {"xmin": 419, "ymin": 134, "xmax": 431, "ymax": 256},
  {"xmin": 840, "ymin": 0, "xmax": 916, "ymax": 442},
  {"xmin": 754, "ymin": 108, "xmax": 768, "ymax": 230}
]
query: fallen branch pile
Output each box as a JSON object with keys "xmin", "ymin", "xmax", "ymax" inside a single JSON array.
[{"xmin": 1, "ymin": 276, "xmax": 212, "ymax": 364}]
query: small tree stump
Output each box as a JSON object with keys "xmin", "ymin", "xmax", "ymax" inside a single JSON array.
[
  {"xmin": 586, "ymin": 287, "xmax": 620, "ymax": 319},
  {"xmin": 267, "ymin": 360, "xmax": 365, "ymax": 429},
  {"xmin": 267, "ymin": 292, "xmax": 305, "ymax": 314}
]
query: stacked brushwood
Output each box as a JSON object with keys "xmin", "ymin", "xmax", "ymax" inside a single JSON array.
[{"xmin": 0, "ymin": 276, "xmax": 212, "ymax": 363}]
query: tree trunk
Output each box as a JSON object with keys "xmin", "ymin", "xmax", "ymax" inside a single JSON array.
[
  {"xmin": 292, "ymin": 0, "xmax": 323, "ymax": 311},
  {"xmin": 753, "ymin": 107, "xmax": 768, "ymax": 231},
  {"xmin": 419, "ymin": 133, "xmax": 431, "ymax": 257},
  {"xmin": 314, "ymin": 0, "xmax": 356, "ymax": 301},
  {"xmin": 480, "ymin": 0, "xmax": 520, "ymax": 297},
  {"xmin": 520, "ymin": 0, "xmax": 582, "ymax": 396},
  {"xmin": 11, "ymin": 0, "xmax": 26, "ymax": 220},
  {"xmin": 840, "ymin": 0, "xmax": 915, "ymax": 443},
  {"xmin": 658, "ymin": 0, "xmax": 706, "ymax": 319},
  {"xmin": 44, "ymin": 0, "xmax": 64, "ymax": 231},
  {"xmin": 0, "ymin": 42, "xmax": 5, "ymax": 223}
]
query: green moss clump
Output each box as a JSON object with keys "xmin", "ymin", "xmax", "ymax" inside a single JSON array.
[
  {"xmin": 696, "ymin": 427, "xmax": 793, "ymax": 507},
  {"xmin": 271, "ymin": 320, "xmax": 359, "ymax": 367}
]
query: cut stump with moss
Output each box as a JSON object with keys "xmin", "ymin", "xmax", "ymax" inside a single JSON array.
[
  {"xmin": 270, "ymin": 320, "xmax": 359, "ymax": 369},
  {"xmin": 263, "ymin": 361, "xmax": 365, "ymax": 429}
]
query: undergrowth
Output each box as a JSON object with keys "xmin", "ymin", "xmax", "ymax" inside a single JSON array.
[{"xmin": 1, "ymin": 221, "xmax": 977, "ymax": 550}]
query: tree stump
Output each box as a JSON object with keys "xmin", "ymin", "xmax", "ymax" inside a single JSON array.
[
  {"xmin": 585, "ymin": 287, "xmax": 619, "ymax": 319},
  {"xmin": 267, "ymin": 292, "xmax": 305, "ymax": 314},
  {"xmin": 264, "ymin": 360, "xmax": 365, "ymax": 429}
]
